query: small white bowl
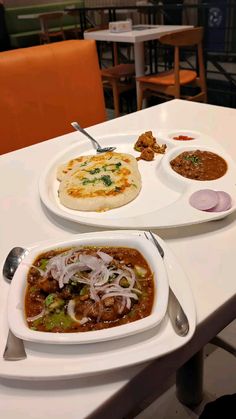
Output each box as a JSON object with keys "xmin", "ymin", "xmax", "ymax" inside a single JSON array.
[
  {"xmin": 161, "ymin": 144, "xmax": 230, "ymax": 187},
  {"xmin": 7, "ymin": 233, "xmax": 169, "ymax": 344}
]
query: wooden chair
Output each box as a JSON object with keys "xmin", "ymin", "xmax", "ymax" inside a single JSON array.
[
  {"xmin": 85, "ymin": 26, "xmax": 135, "ymax": 118},
  {"xmin": 0, "ymin": 40, "xmax": 107, "ymax": 154},
  {"xmin": 65, "ymin": 9, "xmax": 82, "ymax": 39},
  {"xmin": 39, "ymin": 12, "xmax": 66, "ymax": 44},
  {"xmin": 137, "ymin": 27, "xmax": 207, "ymax": 110}
]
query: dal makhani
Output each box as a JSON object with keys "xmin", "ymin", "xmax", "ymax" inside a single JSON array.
[{"xmin": 170, "ymin": 150, "xmax": 227, "ymax": 181}]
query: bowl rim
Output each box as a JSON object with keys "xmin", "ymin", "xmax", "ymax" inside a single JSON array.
[{"xmin": 7, "ymin": 233, "xmax": 169, "ymax": 345}]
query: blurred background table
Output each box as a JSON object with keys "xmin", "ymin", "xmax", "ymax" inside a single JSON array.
[{"xmin": 84, "ymin": 23, "xmax": 192, "ymax": 98}]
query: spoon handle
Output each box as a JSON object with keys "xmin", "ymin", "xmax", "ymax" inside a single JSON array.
[
  {"xmin": 3, "ymin": 330, "xmax": 27, "ymax": 361},
  {"xmin": 145, "ymin": 231, "xmax": 189, "ymax": 337},
  {"xmin": 168, "ymin": 288, "xmax": 189, "ymax": 337},
  {"xmin": 71, "ymin": 122, "xmax": 101, "ymax": 150}
]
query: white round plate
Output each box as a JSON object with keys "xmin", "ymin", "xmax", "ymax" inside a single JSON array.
[{"xmin": 39, "ymin": 130, "xmax": 236, "ymax": 229}]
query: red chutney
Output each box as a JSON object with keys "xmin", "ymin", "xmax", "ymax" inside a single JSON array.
[{"xmin": 173, "ymin": 135, "xmax": 194, "ymax": 141}]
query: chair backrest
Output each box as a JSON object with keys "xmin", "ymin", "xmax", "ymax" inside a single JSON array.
[
  {"xmin": 38, "ymin": 12, "xmax": 65, "ymax": 34},
  {"xmin": 0, "ymin": 40, "xmax": 107, "ymax": 154},
  {"xmin": 160, "ymin": 27, "xmax": 206, "ymax": 97},
  {"xmin": 159, "ymin": 27, "xmax": 204, "ymax": 47}
]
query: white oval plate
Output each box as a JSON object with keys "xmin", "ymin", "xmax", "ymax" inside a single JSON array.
[
  {"xmin": 8, "ymin": 233, "xmax": 168, "ymax": 345},
  {"xmin": 39, "ymin": 130, "xmax": 236, "ymax": 229}
]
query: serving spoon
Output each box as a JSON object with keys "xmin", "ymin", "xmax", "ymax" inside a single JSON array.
[
  {"xmin": 144, "ymin": 231, "xmax": 189, "ymax": 337},
  {"xmin": 71, "ymin": 121, "xmax": 116, "ymax": 153},
  {"xmin": 2, "ymin": 247, "xmax": 28, "ymax": 360}
]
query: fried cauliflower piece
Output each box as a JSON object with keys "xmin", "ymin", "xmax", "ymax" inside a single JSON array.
[
  {"xmin": 134, "ymin": 131, "xmax": 167, "ymax": 162},
  {"xmin": 152, "ymin": 143, "xmax": 167, "ymax": 154},
  {"xmin": 134, "ymin": 131, "xmax": 156, "ymax": 151},
  {"xmin": 137, "ymin": 147, "xmax": 155, "ymax": 161}
]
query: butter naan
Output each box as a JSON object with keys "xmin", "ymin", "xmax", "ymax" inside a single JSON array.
[{"xmin": 57, "ymin": 152, "xmax": 141, "ymax": 212}]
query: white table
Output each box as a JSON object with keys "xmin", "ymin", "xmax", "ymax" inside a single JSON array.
[
  {"xmin": 84, "ymin": 24, "xmax": 192, "ymax": 97},
  {"xmin": 1, "ymin": 99, "xmax": 236, "ymax": 418}
]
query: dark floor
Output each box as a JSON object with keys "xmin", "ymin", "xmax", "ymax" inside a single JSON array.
[{"xmin": 135, "ymin": 320, "xmax": 236, "ymax": 419}]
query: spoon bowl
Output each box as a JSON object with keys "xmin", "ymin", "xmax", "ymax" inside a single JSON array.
[
  {"xmin": 2, "ymin": 246, "xmax": 28, "ymax": 360},
  {"xmin": 3, "ymin": 247, "xmax": 29, "ymax": 282},
  {"xmin": 71, "ymin": 122, "xmax": 116, "ymax": 153}
]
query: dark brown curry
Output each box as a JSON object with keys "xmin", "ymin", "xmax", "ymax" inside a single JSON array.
[
  {"xmin": 25, "ymin": 246, "xmax": 154, "ymax": 333},
  {"xmin": 170, "ymin": 150, "xmax": 227, "ymax": 181}
]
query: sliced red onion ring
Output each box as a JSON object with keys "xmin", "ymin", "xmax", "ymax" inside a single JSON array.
[
  {"xmin": 189, "ymin": 189, "xmax": 218, "ymax": 210},
  {"xmin": 207, "ymin": 191, "xmax": 232, "ymax": 212}
]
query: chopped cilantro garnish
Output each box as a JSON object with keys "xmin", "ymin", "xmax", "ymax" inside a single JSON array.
[
  {"xmin": 89, "ymin": 167, "xmax": 100, "ymax": 175},
  {"xmin": 82, "ymin": 177, "xmax": 98, "ymax": 185},
  {"xmin": 184, "ymin": 155, "xmax": 201, "ymax": 164},
  {"xmin": 101, "ymin": 175, "xmax": 113, "ymax": 186},
  {"xmin": 82, "ymin": 175, "xmax": 113, "ymax": 187}
]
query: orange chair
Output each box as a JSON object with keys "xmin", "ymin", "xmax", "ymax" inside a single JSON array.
[
  {"xmin": 0, "ymin": 40, "xmax": 107, "ymax": 154},
  {"xmin": 137, "ymin": 27, "xmax": 207, "ymax": 110}
]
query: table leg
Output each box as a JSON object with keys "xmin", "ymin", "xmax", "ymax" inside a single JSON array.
[
  {"xmin": 134, "ymin": 41, "xmax": 145, "ymax": 106},
  {"xmin": 176, "ymin": 349, "xmax": 204, "ymax": 407}
]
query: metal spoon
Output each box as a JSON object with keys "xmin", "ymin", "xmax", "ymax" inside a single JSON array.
[
  {"xmin": 2, "ymin": 247, "xmax": 28, "ymax": 360},
  {"xmin": 71, "ymin": 121, "xmax": 116, "ymax": 153},
  {"xmin": 144, "ymin": 231, "xmax": 189, "ymax": 337}
]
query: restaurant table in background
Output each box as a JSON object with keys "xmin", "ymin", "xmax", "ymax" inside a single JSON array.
[
  {"xmin": 1, "ymin": 99, "xmax": 236, "ymax": 418},
  {"xmin": 84, "ymin": 24, "xmax": 192, "ymax": 98}
]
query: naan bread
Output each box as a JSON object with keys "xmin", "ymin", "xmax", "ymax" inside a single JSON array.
[
  {"xmin": 57, "ymin": 156, "xmax": 88, "ymax": 182},
  {"xmin": 57, "ymin": 152, "xmax": 141, "ymax": 212}
]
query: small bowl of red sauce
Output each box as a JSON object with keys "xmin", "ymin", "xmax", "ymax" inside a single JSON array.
[
  {"xmin": 173, "ymin": 135, "xmax": 195, "ymax": 141},
  {"xmin": 167, "ymin": 130, "xmax": 199, "ymax": 142}
]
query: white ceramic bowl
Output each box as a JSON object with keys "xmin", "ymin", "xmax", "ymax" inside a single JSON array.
[{"xmin": 7, "ymin": 233, "xmax": 169, "ymax": 344}]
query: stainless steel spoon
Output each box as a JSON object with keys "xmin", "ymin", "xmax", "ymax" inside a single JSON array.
[
  {"xmin": 71, "ymin": 121, "xmax": 116, "ymax": 153},
  {"xmin": 144, "ymin": 231, "xmax": 189, "ymax": 337},
  {"xmin": 2, "ymin": 246, "xmax": 28, "ymax": 360}
]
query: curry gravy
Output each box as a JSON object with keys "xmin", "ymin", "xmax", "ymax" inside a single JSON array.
[{"xmin": 170, "ymin": 150, "xmax": 228, "ymax": 181}]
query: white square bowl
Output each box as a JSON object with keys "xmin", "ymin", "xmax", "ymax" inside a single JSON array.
[{"xmin": 7, "ymin": 232, "xmax": 169, "ymax": 344}]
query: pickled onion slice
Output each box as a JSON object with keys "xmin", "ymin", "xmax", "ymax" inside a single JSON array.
[
  {"xmin": 189, "ymin": 189, "xmax": 218, "ymax": 210},
  {"xmin": 207, "ymin": 191, "xmax": 232, "ymax": 212}
]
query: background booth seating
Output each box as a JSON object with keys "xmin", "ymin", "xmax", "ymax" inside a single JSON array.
[
  {"xmin": 5, "ymin": 1, "xmax": 84, "ymax": 48},
  {"xmin": 0, "ymin": 39, "xmax": 106, "ymax": 154}
]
